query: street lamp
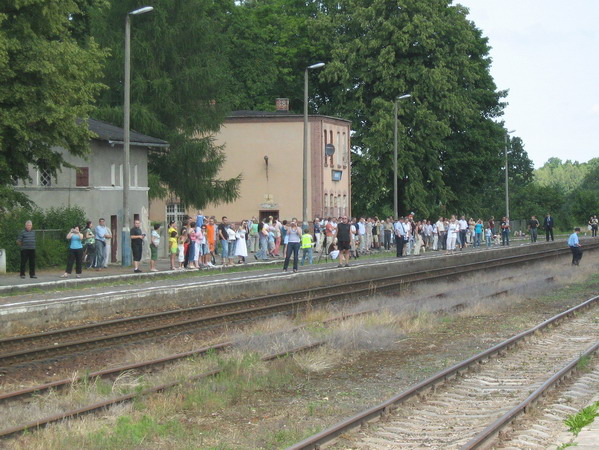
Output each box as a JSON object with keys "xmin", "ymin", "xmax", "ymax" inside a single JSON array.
[
  {"xmin": 504, "ymin": 129, "xmax": 516, "ymax": 220},
  {"xmin": 303, "ymin": 62, "xmax": 325, "ymax": 227},
  {"xmin": 393, "ymin": 94, "xmax": 411, "ymax": 218},
  {"xmin": 122, "ymin": 6, "xmax": 153, "ymax": 266}
]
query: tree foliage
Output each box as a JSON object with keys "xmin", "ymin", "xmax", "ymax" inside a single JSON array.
[
  {"xmin": 531, "ymin": 158, "xmax": 599, "ymax": 228},
  {"xmin": 88, "ymin": 0, "xmax": 241, "ymax": 209},
  {"xmin": 0, "ymin": 0, "xmax": 106, "ymax": 207},
  {"xmin": 307, "ymin": 0, "xmax": 510, "ymax": 218}
]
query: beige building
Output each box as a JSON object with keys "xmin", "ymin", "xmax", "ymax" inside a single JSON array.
[{"xmin": 150, "ymin": 102, "xmax": 351, "ymax": 225}]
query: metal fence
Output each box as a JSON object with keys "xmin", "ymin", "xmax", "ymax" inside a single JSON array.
[{"xmin": 35, "ymin": 229, "xmax": 65, "ymax": 242}]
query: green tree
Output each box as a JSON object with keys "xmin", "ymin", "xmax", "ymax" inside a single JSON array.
[
  {"xmin": 227, "ymin": 0, "xmax": 325, "ymax": 112},
  {"xmin": 312, "ymin": 0, "xmax": 507, "ymax": 218},
  {"xmin": 89, "ymin": 0, "xmax": 240, "ymax": 209},
  {"xmin": 0, "ymin": 0, "xmax": 106, "ymax": 209}
]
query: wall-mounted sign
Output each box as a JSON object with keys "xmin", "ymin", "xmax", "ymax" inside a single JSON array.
[
  {"xmin": 325, "ymin": 144, "xmax": 335, "ymax": 156},
  {"xmin": 332, "ymin": 170, "xmax": 343, "ymax": 181}
]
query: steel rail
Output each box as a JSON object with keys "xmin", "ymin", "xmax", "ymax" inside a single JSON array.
[
  {"xmin": 0, "ymin": 342, "xmax": 322, "ymax": 440},
  {"xmin": 0, "ymin": 246, "xmax": 589, "ymax": 368},
  {"xmin": 461, "ymin": 341, "xmax": 599, "ymax": 449},
  {"xmin": 287, "ymin": 294, "xmax": 599, "ymax": 450},
  {"xmin": 0, "ymin": 275, "xmax": 538, "ymax": 406}
]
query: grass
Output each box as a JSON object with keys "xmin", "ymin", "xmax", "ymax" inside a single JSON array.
[
  {"xmin": 8, "ymin": 253, "xmax": 599, "ymax": 448},
  {"xmin": 576, "ymin": 354, "xmax": 592, "ymax": 371},
  {"xmin": 564, "ymin": 401, "xmax": 599, "ymax": 436}
]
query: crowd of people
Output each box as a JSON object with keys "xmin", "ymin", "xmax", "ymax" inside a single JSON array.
[{"xmin": 14, "ymin": 212, "xmax": 598, "ymax": 279}]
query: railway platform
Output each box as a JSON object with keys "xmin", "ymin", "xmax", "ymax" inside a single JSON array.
[{"xmin": 0, "ymin": 239, "xmax": 595, "ymax": 334}]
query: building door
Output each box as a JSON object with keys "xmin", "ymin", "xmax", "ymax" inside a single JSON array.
[
  {"xmin": 259, "ymin": 210, "xmax": 278, "ymax": 223},
  {"xmin": 110, "ymin": 215, "xmax": 118, "ymax": 263}
]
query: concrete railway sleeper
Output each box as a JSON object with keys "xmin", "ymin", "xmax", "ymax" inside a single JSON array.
[
  {"xmin": 289, "ymin": 295, "xmax": 599, "ymax": 449},
  {"xmin": 0, "ymin": 246, "xmax": 583, "ymax": 369},
  {"xmin": 0, "ymin": 275, "xmax": 546, "ymax": 406}
]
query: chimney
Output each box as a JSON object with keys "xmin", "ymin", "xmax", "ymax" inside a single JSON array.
[{"xmin": 275, "ymin": 98, "xmax": 289, "ymax": 112}]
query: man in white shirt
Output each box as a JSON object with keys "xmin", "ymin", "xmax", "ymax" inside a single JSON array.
[
  {"xmin": 458, "ymin": 216, "xmax": 468, "ymax": 250},
  {"xmin": 394, "ymin": 217, "xmax": 407, "ymax": 257},
  {"xmin": 435, "ymin": 217, "xmax": 445, "ymax": 251},
  {"xmin": 357, "ymin": 217, "xmax": 366, "ymax": 253}
]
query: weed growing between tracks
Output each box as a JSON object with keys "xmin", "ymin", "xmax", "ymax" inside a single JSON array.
[{"xmin": 6, "ymin": 252, "xmax": 599, "ymax": 449}]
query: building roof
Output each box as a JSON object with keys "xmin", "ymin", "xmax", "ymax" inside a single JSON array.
[
  {"xmin": 229, "ymin": 110, "xmax": 351, "ymax": 124},
  {"xmin": 87, "ymin": 118, "xmax": 169, "ymax": 148}
]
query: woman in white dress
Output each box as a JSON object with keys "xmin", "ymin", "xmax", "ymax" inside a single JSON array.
[
  {"xmin": 235, "ymin": 220, "xmax": 249, "ymax": 263},
  {"xmin": 446, "ymin": 215, "xmax": 459, "ymax": 254}
]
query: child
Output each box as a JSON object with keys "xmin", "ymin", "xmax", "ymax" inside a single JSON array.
[
  {"xmin": 169, "ymin": 230, "xmax": 178, "ymax": 270},
  {"xmin": 300, "ymin": 229, "xmax": 314, "ymax": 265},
  {"xmin": 268, "ymin": 230, "xmax": 276, "ymax": 257},
  {"xmin": 485, "ymin": 227, "xmax": 492, "ymax": 248},
  {"xmin": 178, "ymin": 229, "xmax": 187, "ymax": 269},
  {"xmin": 493, "ymin": 232, "xmax": 500, "ymax": 246}
]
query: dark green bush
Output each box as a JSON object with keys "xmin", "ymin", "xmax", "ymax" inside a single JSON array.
[{"xmin": 0, "ymin": 206, "xmax": 86, "ymax": 272}]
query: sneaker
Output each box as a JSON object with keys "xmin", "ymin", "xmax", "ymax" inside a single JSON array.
[
  {"xmin": 76, "ymin": 275, "xmax": 81, "ymax": 278},
  {"xmin": 20, "ymin": 275, "xmax": 25, "ymax": 279},
  {"xmin": 134, "ymin": 269, "xmax": 142, "ymax": 273},
  {"xmin": 344, "ymin": 264, "xmax": 349, "ymax": 267},
  {"xmin": 150, "ymin": 269, "xmax": 159, "ymax": 272},
  {"xmin": 30, "ymin": 275, "xmax": 37, "ymax": 279},
  {"xmin": 337, "ymin": 264, "xmax": 343, "ymax": 268},
  {"xmin": 293, "ymin": 269, "xmax": 297, "ymax": 273}
]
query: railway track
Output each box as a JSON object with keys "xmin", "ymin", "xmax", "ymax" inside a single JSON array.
[
  {"xmin": 0, "ymin": 246, "xmax": 583, "ymax": 369},
  {"xmin": 0, "ymin": 273, "xmax": 545, "ymax": 406},
  {"xmin": 289, "ymin": 296, "xmax": 599, "ymax": 449}
]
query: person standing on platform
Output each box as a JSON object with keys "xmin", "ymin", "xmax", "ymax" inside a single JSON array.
[
  {"xmin": 544, "ymin": 213, "xmax": 555, "ymax": 241},
  {"xmin": 394, "ymin": 217, "xmax": 407, "ymax": 257},
  {"xmin": 130, "ymin": 219, "xmax": 145, "ymax": 273},
  {"xmin": 528, "ymin": 215, "xmax": 540, "ymax": 243},
  {"xmin": 94, "ymin": 218, "xmax": 111, "ymax": 270},
  {"xmin": 150, "ymin": 223, "xmax": 161, "ymax": 272},
  {"xmin": 300, "ymin": 227, "xmax": 314, "ymax": 266},
  {"xmin": 500, "ymin": 216, "xmax": 510, "ymax": 246},
  {"xmin": 282, "ymin": 218, "xmax": 302, "ymax": 273},
  {"xmin": 336, "ymin": 216, "xmax": 351, "ymax": 267},
  {"xmin": 60, "ymin": 225, "xmax": 84, "ymax": 278},
  {"xmin": 82, "ymin": 220, "xmax": 95, "ymax": 269},
  {"xmin": 568, "ymin": 227, "xmax": 583, "ymax": 266},
  {"xmin": 313, "ymin": 218, "xmax": 322, "ymax": 253},
  {"xmin": 17, "ymin": 220, "xmax": 37, "ymax": 279},
  {"xmin": 588, "ymin": 215, "xmax": 597, "ymax": 237}
]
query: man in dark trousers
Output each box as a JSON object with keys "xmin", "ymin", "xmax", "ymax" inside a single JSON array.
[
  {"xmin": 130, "ymin": 219, "xmax": 145, "ymax": 273},
  {"xmin": 17, "ymin": 220, "xmax": 37, "ymax": 279},
  {"xmin": 568, "ymin": 227, "xmax": 582, "ymax": 266},
  {"xmin": 543, "ymin": 213, "xmax": 555, "ymax": 241}
]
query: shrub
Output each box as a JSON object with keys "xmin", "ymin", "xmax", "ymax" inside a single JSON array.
[{"xmin": 0, "ymin": 206, "xmax": 86, "ymax": 272}]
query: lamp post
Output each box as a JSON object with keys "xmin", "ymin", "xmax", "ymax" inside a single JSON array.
[
  {"xmin": 122, "ymin": 6, "xmax": 153, "ymax": 266},
  {"xmin": 302, "ymin": 62, "xmax": 325, "ymax": 228},
  {"xmin": 504, "ymin": 129, "xmax": 516, "ymax": 220},
  {"xmin": 393, "ymin": 94, "xmax": 411, "ymax": 218}
]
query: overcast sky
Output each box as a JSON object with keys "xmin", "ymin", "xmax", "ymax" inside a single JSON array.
[{"xmin": 456, "ymin": 0, "xmax": 599, "ymax": 168}]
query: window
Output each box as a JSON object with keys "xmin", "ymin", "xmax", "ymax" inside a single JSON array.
[
  {"xmin": 166, "ymin": 203, "xmax": 186, "ymax": 227},
  {"xmin": 342, "ymin": 132, "xmax": 348, "ymax": 167},
  {"xmin": 323, "ymin": 130, "xmax": 328, "ymax": 167},
  {"xmin": 336, "ymin": 132, "xmax": 341, "ymax": 167},
  {"xmin": 329, "ymin": 130, "xmax": 334, "ymax": 166},
  {"xmin": 111, "ymin": 164, "xmax": 116, "ymax": 186},
  {"xmin": 39, "ymin": 168, "xmax": 52, "ymax": 187},
  {"xmin": 332, "ymin": 170, "xmax": 343, "ymax": 181},
  {"xmin": 76, "ymin": 167, "xmax": 89, "ymax": 187}
]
